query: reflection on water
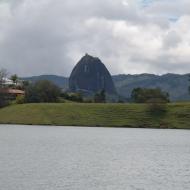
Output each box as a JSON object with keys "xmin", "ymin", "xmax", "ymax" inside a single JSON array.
[{"xmin": 0, "ymin": 125, "xmax": 190, "ymax": 190}]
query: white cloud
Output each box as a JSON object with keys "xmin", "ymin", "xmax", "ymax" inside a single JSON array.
[{"xmin": 0, "ymin": 0, "xmax": 189, "ymax": 76}]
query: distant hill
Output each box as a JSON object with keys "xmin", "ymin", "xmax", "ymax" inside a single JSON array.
[
  {"xmin": 22, "ymin": 75, "xmax": 69, "ymax": 89},
  {"xmin": 22, "ymin": 73, "xmax": 190, "ymax": 101},
  {"xmin": 113, "ymin": 73, "xmax": 190, "ymax": 101}
]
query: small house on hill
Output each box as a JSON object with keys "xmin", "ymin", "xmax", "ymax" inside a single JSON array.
[
  {"xmin": 0, "ymin": 88, "xmax": 25, "ymax": 95},
  {"xmin": 0, "ymin": 88, "xmax": 25, "ymax": 100}
]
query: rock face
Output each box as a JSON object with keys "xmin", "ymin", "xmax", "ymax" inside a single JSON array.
[{"xmin": 69, "ymin": 54, "xmax": 116, "ymax": 94}]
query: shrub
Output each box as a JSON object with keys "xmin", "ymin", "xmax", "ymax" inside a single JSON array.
[
  {"xmin": 94, "ymin": 90, "xmax": 106, "ymax": 103},
  {"xmin": 60, "ymin": 92, "xmax": 83, "ymax": 102},
  {"xmin": 57, "ymin": 97, "xmax": 65, "ymax": 103},
  {"xmin": 16, "ymin": 95, "xmax": 25, "ymax": 104},
  {"xmin": 147, "ymin": 98, "xmax": 167, "ymax": 115},
  {"xmin": 69, "ymin": 93, "xmax": 83, "ymax": 102},
  {"xmin": 83, "ymin": 99, "xmax": 93, "ymax": 103}
]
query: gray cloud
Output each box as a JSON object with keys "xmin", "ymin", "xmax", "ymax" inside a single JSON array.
[
  {"xmin": 0, "ymin": 0, "xmax": 190, "ymax": 77},
  {"xmin": 163, "ymin": 31, "xmax": 181, "ymax": 48}
]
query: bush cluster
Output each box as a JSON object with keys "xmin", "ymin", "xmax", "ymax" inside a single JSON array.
[
  {"xmin": 25, "ymin": 80, "xmax": 61, "ymax": 103},
  {"xmin": 61, "ymin": 92, "xmax": 83, "ymax": 102},
  {"xmin": 131, "ymin": 88, "xmax": 170, "ymax": 103}
]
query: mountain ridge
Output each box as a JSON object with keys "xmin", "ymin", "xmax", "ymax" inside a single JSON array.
[{"xmin": 22, "ymin": 73, "xmax": 190, "ymax": 101}]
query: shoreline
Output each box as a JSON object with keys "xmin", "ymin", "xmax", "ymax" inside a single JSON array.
[{"xmin": 1, "ymin": 123, "xmax": 190, "ymax": 130}]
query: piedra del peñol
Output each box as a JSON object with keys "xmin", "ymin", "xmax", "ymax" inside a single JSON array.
[{"xmin": 69, "ymin": 54, "xmax": 116, "ymax": 95}]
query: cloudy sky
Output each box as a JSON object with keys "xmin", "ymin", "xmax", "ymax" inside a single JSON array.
[{"xmin": 0, "ymin": 0, "xmax": 190, "ymax": 77}]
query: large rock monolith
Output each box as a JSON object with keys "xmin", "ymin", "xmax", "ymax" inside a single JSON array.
[{"xmin": 69, "ymin": 54, "xmax": 116, "ymax": 95}]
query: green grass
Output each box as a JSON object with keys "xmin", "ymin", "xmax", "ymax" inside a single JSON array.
[{"xmin": 0, "ymin": 103, "xmax": 190, "ymax": 129}]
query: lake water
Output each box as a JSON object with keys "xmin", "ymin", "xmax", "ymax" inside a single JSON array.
[{"xmin": 0, "ymin": 125, "xmax": 190, "ymax": 190}]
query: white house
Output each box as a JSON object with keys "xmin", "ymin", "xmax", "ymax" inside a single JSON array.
[{"xmin": 2, "ymin": 78, "xmax": 14, "ymax": 85}]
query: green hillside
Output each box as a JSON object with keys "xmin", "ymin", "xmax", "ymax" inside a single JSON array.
[{"xmin": 0, "ymin": 103, "xmax": 190, "ymax": 129}]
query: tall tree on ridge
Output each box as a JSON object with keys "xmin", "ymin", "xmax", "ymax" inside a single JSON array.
[{"xmin": 11, "ymin": 74, "xmax": 19, "ymax": 86}]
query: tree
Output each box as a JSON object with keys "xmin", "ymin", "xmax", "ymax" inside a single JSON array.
[
  {"xmin": 22, "ymin": 80, "xmax": 30, "ymax": 90},
  {"xmin": 131, "ymin": 88, "xmax": 170, "ymax": 103},
  {"xmin": 11, "ymin": 74, "xmax": 19, "ymax": 85},
  {"xmin": 0, "ymin": 91, "xmax": 9, "ymax": 108},
  {"xmin": 130, "ymin": 88, "xmax": 169, "ymax": 115},
  {"xmin": 0, "ymin": 69, "xmax": 8, "ymax": 88},
  {"xmin": 94, "ymin": 89, "xmax": 106, "ymax": 103},
  {"xmin": 0, "ymin": 93, "xmax": 5, "ymax": 108},
  {"xmin": 25, "ymin": 80, "xmax": 61, "ymax": 103},
  {"xmin": 131, "ymin": 88, "xmax": 144, "ymax": 103}
]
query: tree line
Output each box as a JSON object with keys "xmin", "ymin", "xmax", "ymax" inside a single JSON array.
[{"xmin": 21, "ymin": 80, "xmax": 106, "ymax": 104}]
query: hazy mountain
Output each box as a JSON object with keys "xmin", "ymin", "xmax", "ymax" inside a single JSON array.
[
  {"xmin": 22, "ymin": 75, "xmax": 69, "ymax": 89},
  {"xmin": 112, "ymin": 73, "xmax": 190, "ymax": 101},
  {"xmin": 23, "ymin": 73, "xmax": 190, "ymax": 101}
]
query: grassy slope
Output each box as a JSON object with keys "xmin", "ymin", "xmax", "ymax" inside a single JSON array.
[{"xmin": 0, "ymin": 103, "xmax": 190, "ymax": 129}]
